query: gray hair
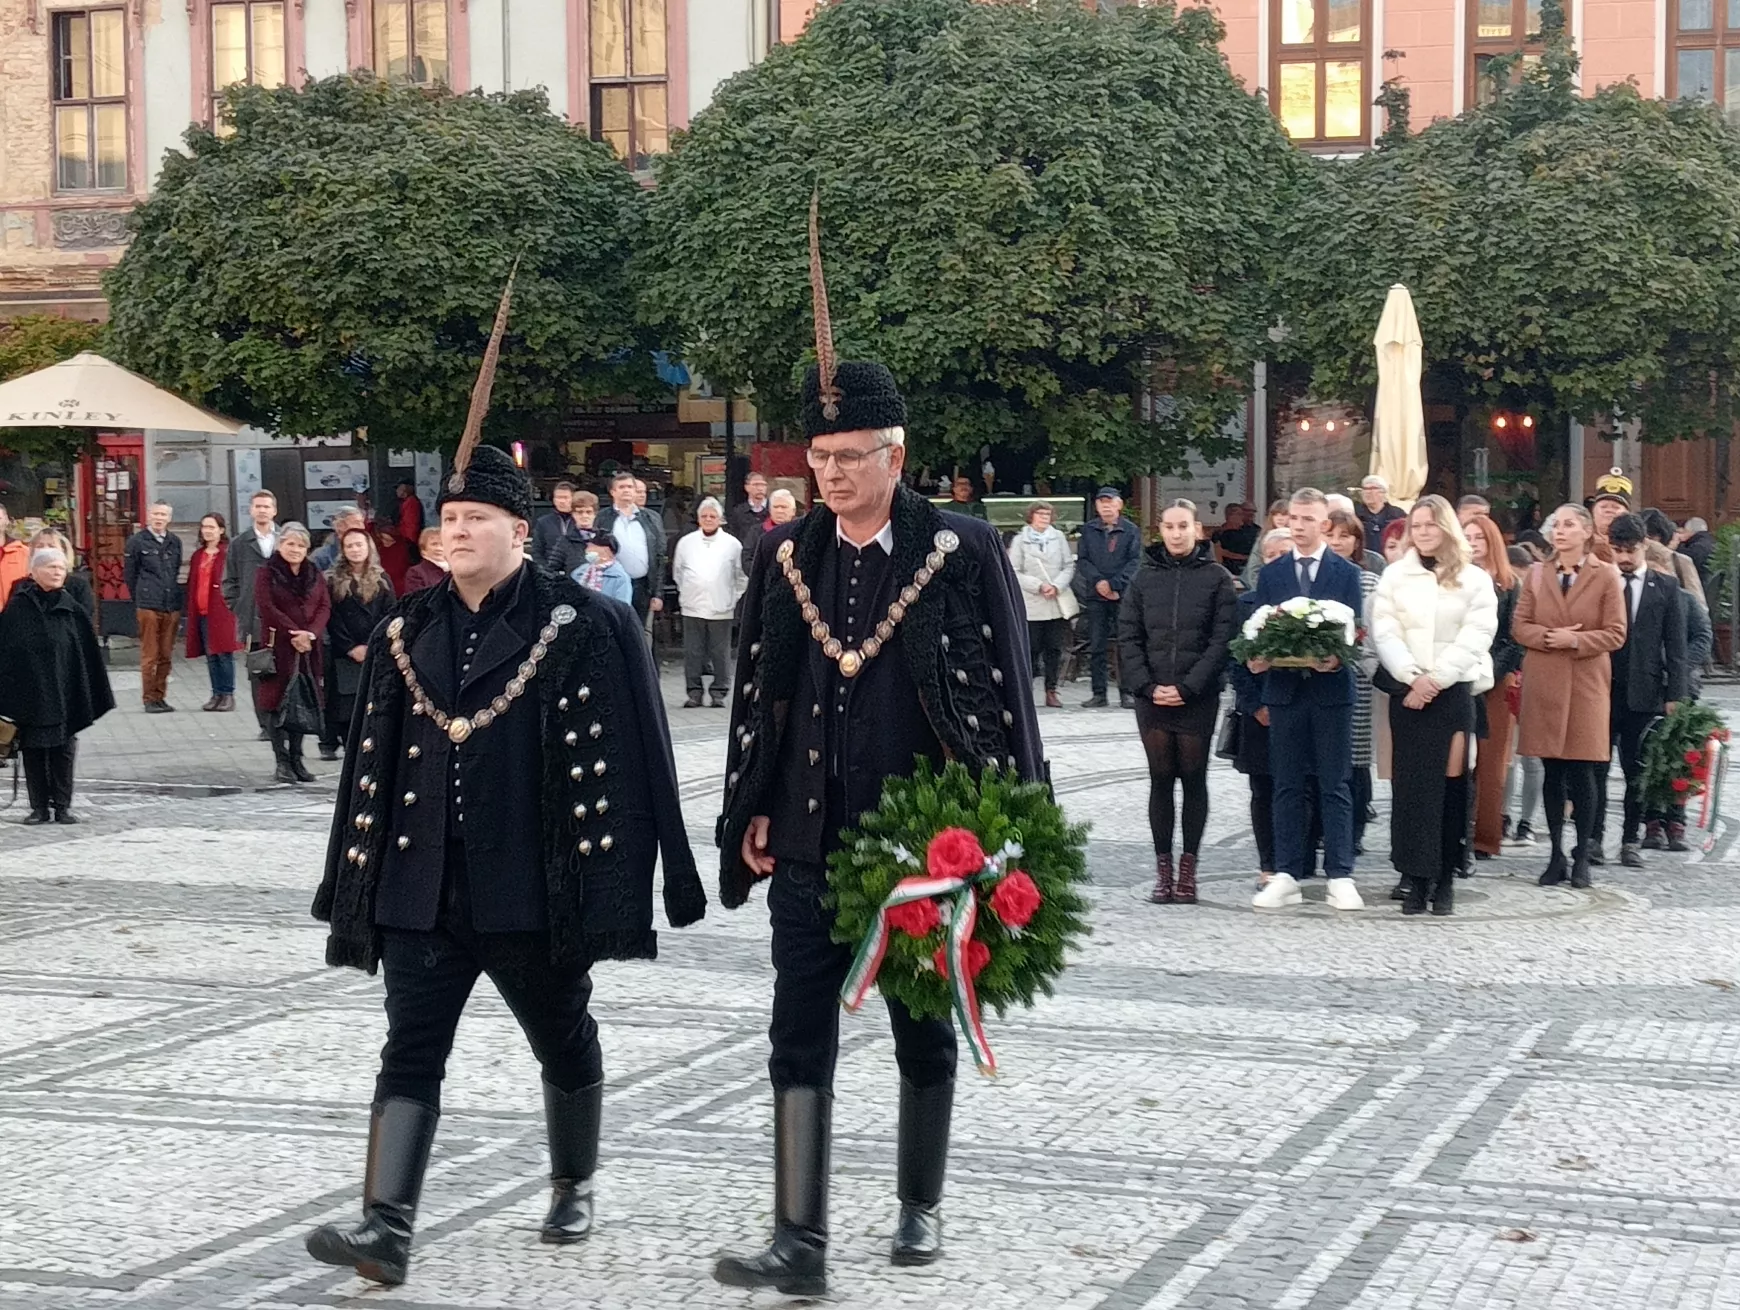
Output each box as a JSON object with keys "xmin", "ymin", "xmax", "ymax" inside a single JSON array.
[
  {"xmin": 1687, "ymin": 517, "xmax": 1709, "ymax": 533},
  {"xmin": 30, "ymin": 547, "xmax": 67, "ymax": 569},
  {"xmin": 1361, "ymin": 474, "xmax": 1388, "ymax": 491},
  {"xmin": 871, "ymin": 426, "xmax": 906, "ymax": 447},
  {"xmin": 1325, "ymin": 493, "xmax": 1355, "ymax": 515},
  {"xmin": 279, "ymin": 521, "xmax": 312, "ymax": 545},
  {"xmin": 333, "ymin": 508, "xmax": 365, "ymax": 527},
  {"xmin": 769, "ymin": 489, "xmax": 797, "ymax": 509},
  {"xmin": 696, "ymin": 496, "xmax": 724, "ymax": 517},
  {"xmin": 1261, "ymin": 528, "xmax": 1294, "ymax": 551}
]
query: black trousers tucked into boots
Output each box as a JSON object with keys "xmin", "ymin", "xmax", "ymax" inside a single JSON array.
[
  {"xmin": 767, "ymin": 861, "xmax": 956, "ymax": 1091},
  {"xmin": 22, "ymin": 741, "xmax": 77, "ymax": 815}
]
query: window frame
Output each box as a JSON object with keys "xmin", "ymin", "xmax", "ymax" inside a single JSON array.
[
  {"xmin": 588, "ymin": 0, "xmax": 670, "ymax": 169},
  {"xmin": 50, "ymin": 6, "xmax": 129, "ymax": 195},
  {"xmin": 208, "ymin": 0, "xmax": 287, "ymax": 127},
  {"xmin": 1268, "ymin": 0, "xmax": 1372, "ymax": 148},
  {"xmin": 1467, "ymin": 0, "xmax": 1550, "ymax": 105},
  {"xmin": 1666, "ymin": 0, "xmax": 1740, "ymax": 113},
  {"xmin": 371, "ymin": 0, "xmax": 451, "ymax": 87}
]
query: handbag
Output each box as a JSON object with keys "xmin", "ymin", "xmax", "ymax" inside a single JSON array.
[
  {"xmin": 0, "ymin": 715, "xmax": 16, "ymax": 762},
  {"xmin": 274, "ymin": 655, "xmax": 323, "ymax": 736},
  {"xmin": 1214, "ymin": 711, "xmax": 1242, "ymax": 760},
  {"xmin": 245, "ymin": 630, "xmax": 276, "ymax": 678}
]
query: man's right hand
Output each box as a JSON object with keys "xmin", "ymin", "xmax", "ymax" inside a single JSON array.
[
  {"xmin": 742, "ymin": 815, "xmax": 775, "ymax": 878},
  {"xmin": 1095, "ymin": 580, "xmax": 1113, "ymax": 600}
]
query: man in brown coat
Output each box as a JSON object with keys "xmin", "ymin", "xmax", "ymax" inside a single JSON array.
[{"xmin": 1513, "ymin": 503, "xmax": 1628, "ymax": 888}]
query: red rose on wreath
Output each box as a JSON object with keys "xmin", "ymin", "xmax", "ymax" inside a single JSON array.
[
  {"xmin": 1673, "ymin": 777, "xmax": 1692, "ymax": 792},
  {"xmin": 886, "ymin": 897, "xmax": 941, "ymax": 939},
  {"xmin": 989, "ymin": 869, "xmax": 1043, "ymax": 929},
  {"xmin": 1686, "ymin": 750, "xmax": 1704, "ymax": 766},
  {"xmin": 927, "ymin": 827, "xmax": 987, "ymax": 880},
  {"xmin": 1694, "ymin": 767, "xmax": 1710, "ymax": 782},
  {"xmin": 933, "ymin": 938, "xmax": 991, "ymax": 980}
]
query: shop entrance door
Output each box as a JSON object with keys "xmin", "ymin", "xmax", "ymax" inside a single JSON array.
[{"xmin": 81, "ymin": 433, "xmax": 144, "ymax": 637}]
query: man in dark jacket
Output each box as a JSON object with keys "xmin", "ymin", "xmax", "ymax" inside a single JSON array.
[
  {"xmin": 1679, "ymin": 517, "xmax": 1716, "ymax": 595},
  {"xmin": 305, "ymin": 444, "xmax": 706, "ymax": 1288},
  {"xmin": 223, "ymin": 489, "xmax": 280, "ymax": 738},
  {"xmin": 1074, "ymin": 487, "xmax": 1140, "ymax": 707},
  {"xmin": 714, "ymin": 351, "xmax": 1044, "ymax": 1295},
  {"xmin": 594, "ymin": 472, "xmax": 666, "ymax": 629},
  {"xmin": 531, "ymin": 481, "xmax": 583, "ymax": 571},
  {"xmin": 727, "ymin": 470, "xmax": 772, "ymax": 542},
  {"xmin": 1597, "ymin": 513, "xmax": 1688, "ymax": 870},
  {"xmin": 1357, "ymin": 476, "xmax": 1408, "ymax": 557},
  {"xmin": 124, "ymin": 501, "xmax": 183, "ymax": 713}
]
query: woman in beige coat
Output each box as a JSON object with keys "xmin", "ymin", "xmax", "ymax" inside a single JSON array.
[{"xmin": 1513, "ymin": 503, "xmax": 1627, "ymax": 889}]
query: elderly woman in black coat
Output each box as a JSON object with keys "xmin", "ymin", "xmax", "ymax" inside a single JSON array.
[
  {"xmin": 0, "ymin": 546, "xmax": 115, "ymax": 824},
  {"xmin": 1119, "ymin": 498, "xmax": 1238, "ymax": 905}
]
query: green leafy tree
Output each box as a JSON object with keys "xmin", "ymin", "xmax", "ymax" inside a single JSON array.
[
  {"xmin": 638, "ymin": 0, "xmax": 1302, "ymax": 481},
  {"xmin": 1275, "ymin": 0, "xmax": 1740, "ymax": 446},
  {"xmin": 0, "ymin": 315, "xmax": 106, "ymax": 463},
  {"xmin": 104, "ymin": 76, "xmax": 653, "ymax": 450}
]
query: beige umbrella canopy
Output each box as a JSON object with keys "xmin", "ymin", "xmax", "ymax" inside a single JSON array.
[
  {"xmin": 1369, "ymin": 284, "xmax": 1428, "ymax": 506},
  {"xmin": 0, "ymin": 352, "xmax": 242, "ymax": 434}
]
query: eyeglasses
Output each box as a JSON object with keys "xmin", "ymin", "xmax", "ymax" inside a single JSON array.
[{"xmin": 806, "ymin": 442, "xmax": 894, "ymax": 473}]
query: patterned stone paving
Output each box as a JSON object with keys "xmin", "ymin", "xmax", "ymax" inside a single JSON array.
[{"xmin": 2, "ymin": 685, "xmax": 1739, "ymax": 1309}]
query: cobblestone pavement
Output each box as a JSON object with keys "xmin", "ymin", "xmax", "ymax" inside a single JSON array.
[{"xmin": 4, "ymin": 671, "xmax": 1740, "ymax": 1309}]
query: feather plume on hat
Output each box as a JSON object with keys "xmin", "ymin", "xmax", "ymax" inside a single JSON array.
[
  {"xmin": 447, "ymin": 256, "xmax": 521, "ymax": 495},
  {"xmin": 808, "ymin": 191, "xmax": 842, "ymax": 422}
]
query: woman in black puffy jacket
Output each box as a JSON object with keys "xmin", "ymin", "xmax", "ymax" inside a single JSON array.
[{"xmin": 1118, "ymin": 499, "xmax": 1238, "ymax": 905}]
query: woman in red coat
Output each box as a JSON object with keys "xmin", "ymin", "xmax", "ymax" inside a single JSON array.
[
  {"xmin": 184, "ymin": 513, "xmax": 242, "ymax": 712},
  {"xmin": 254, "ymin": 522, "xmax": 331, "ymax": 785}
]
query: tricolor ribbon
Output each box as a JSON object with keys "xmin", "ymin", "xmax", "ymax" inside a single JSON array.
[{"xmin": 839, "ymin": 840, "xmax": 1023, "ymax": 1077}]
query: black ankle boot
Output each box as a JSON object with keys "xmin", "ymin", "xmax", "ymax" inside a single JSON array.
[
  {"xmin": 540, "ymin": 1080, "xmax": 601, "ymax": 1244},
  {"xmin": 892, "ymin": 1077, "xmax": 953, "ymax": 1265},
  {"xmin": 288, "ymin": 733, "xmax": 317, "ymax": 784},
  {"xmin": 713, "ymin": 1087, "xmax": 830, "ymax": 1296},
  {"xmin": 1539, "ymin": 843, "xmax": 1568, "ymax": 886},
  {"xmin": 1433, "ymin": 776, "xmax": 1467, "ymax": 916},
  {"xmin": 1400, "ymin": 877, "xmax": 1428, "ymax": 916},
  {"xmin": 306, "ymin": 1098, "xmax": 439, "ymax": 1286},
  {"xmin": 1570, "ymin": 843, "xmax": 1593, "ymax": 889},
  {"xmin": 271, "ymin": 730, "xmax": 298, "ymax": 785}
]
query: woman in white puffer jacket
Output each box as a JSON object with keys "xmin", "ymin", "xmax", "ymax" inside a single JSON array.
[{"xmin": 1371, "ymin": 495, "xmax": 1498, "ymax": 917}]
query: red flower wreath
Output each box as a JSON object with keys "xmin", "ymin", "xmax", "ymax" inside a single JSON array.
[
  {"xmin": 886, "ymin": 898, "xmax": 942, "ymax": 939},
  {"xmin": 926, "ymin": 827, "xmax": 987, "ymax": 880},
  {"xmin": 935, "ymin": 939, "xmax": 992, "ymax": 981},
  {"xmin": 990, "ymin": 869, "xmax": 1043, "ymax": 929}
]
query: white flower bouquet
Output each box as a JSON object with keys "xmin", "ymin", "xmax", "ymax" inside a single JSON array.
[{"xmin": 1228, "ymin": 596, "xmax": 1358, "ymax": 668}]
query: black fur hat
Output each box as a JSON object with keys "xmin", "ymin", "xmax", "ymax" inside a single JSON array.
[
  {"xmin": 801, "ymin": 361, "xmax": 906, "ymax": 439},
  {"xmin": 436, "ymin": 444, "xmax": 534, "ymax": 522}
]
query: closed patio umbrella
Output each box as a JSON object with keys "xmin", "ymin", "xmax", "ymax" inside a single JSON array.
[
  {"xmin": 1370, "ymin": 284, "xmax": 1427, "ymax": 506},
  {"xmin": 0, "ymin": 352, "xmax": 241, "ymax": 434}
]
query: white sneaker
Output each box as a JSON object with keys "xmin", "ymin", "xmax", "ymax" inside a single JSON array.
[
  {"xmin": 1325, "ymin": 877, "xmax": 1364, "ymax": 911},
  {"xmin": 1252, "ymin": 872, "xmax": 1303, "ymax": 908}
]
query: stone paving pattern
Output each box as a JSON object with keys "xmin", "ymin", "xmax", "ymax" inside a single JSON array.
[{"xmin": 3, "ymin": 658, "xmax": 1739, "ymax": 1309}]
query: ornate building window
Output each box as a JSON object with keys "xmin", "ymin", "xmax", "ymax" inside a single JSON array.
[
  {"xmin": 590, "ymin": 0, "xmax": 669, "ymax": 168},
  {"xmin": 1668, "ymin": 0, "xmax": 1740, "ymax": 119},
  {"xmin": 52, "ymin": 9, "xmax": 128, "ymax": 191},
  {"xmin": 1469, "ymin": 0, "xmax": 1547, "ymax": 104},
  {"xmin": 211, "ymin": 2, "xmax": 286, "ymax": 129},
  {"xmin": 374, "ymin": 0, "xmax": 449, "ymax": 86},
  {"xmin": 1270, "ymin": 0, "xmax": 1370, "ymax": 146}
]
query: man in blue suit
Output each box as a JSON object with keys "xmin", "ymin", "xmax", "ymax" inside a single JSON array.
[{"xmin": 1246, "ymin": 488, "xmax": 1366, "ymax": 911}]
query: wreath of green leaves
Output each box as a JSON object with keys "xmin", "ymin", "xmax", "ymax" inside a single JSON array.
[
  {"xmin": 826, "ymin": 759, "xmax": 1092, "ymax": 1023},
  {"xmin": 1640, "ymin": 700, "xmax": 1728, "ymax": 811}
]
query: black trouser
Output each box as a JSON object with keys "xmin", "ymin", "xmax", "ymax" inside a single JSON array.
[
  {"xmin": 22, "ymin": 741, "xmax": 77, "ymax": 814},
  {"xmin": 1027, "ymin": 619, "xmax": 1070, "ymax": 691},
  {"xmin": 1543, "ymin": 758, "xmax": 1600, "ymax": 856},
  {"xmin": 377, "ymin": 912, "xmax": 601, "ymax": 1112},
  {"xmin": 1248, "ymin": 773, "xmax": 1274, "ymax": 871},
  {"xmin": 1594, "ymin": 707, "xmax": 1656, "ymax": 845},
  {"xmin": 1083, "ymin": 599, "xmax": 1117, "ymax": 696},
  {"xmin": 768, "ymin": 860, "xmax": 956, "ymax": 1092},
  {"xmin": 1352, "ymin": 766, "xmax": 1372, "ymax": 851},
  {"xmin": 628, "ymin": 575, "xmax": 652, "ymax": 625},
  {"xmin": 683, "ymin": 617, "xmax": 733, "ymax": 698}
]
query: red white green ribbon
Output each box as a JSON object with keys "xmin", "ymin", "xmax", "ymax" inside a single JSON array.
[{"xmin": 840, "ymin": 871, "xmax": 999, "ymax": 1077}]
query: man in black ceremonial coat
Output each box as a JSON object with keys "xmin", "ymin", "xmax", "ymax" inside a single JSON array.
[
  {"xmin": 713, "ymin": 357, "xmax": 1045, "ymax": 1297},
  {"xmin": 305, "ymin": 444, "xmax": 707, "ymax": 1287}
]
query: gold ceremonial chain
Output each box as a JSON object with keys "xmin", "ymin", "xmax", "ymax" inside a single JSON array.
[
  {"xmin": 386, "ymin": 602, "xmax": 577, "ymax": 743},
  {"xmin": 777, "ymin": 529, "xmax": 959, "ymax": 678}
]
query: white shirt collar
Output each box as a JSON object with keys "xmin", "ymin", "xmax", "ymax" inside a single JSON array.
[
  {"xmin": 837, "ymin": 519, "xmax": 895, "ymax": 553},
  {"xmin": 1292, "ymin": 542, "xmax": 1328, "ymax": 564}
]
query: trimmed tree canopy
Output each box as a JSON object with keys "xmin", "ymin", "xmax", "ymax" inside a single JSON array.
[
  {"xmin": 638, "ymin": 0, "xmax": 1301, "ymax": 480},
  {"xmin": 1275, "ymin": 32, "xmax": 1740, "ymax": 440},
  {"xmin": 105, "ymin": 76, "xmax": 651, "ymax": 449}
]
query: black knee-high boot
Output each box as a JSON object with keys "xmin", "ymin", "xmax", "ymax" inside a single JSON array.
[
  {"xmin": 21, "ymin": 748, "xmax": 52, "ymax": 823},
  {"xmin": 270, "ymin": 729, "xmax": 297, "ymax": 784},
  {"xmin": 306, "ymin": 1098, "xmax": 439, "ymax": 1286},
  {"xmin": 713, "ymin": 1088, "xmax": 831, "ymax": 1296},
  {"xmin": 288, "ymin": 731, "xmax": 316, "ymax": 783},
  {"xmin": 1434, "ymin": 775, "xmax": 1469, "ymax": 916},
  {"xmin": 892, "ymin": 1077, "xmax": 953, "ymax": 1265},
  {"xmin": 540, "ymin": 1080, "xmax": 602, "ymax": 1243}
]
